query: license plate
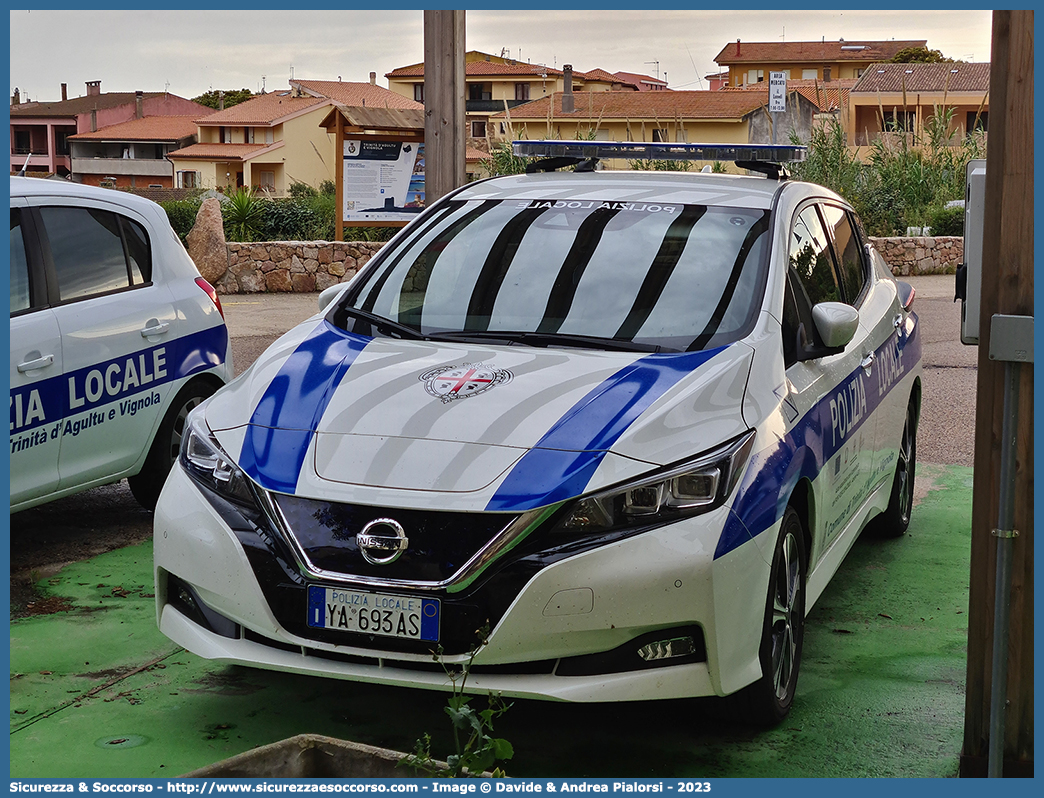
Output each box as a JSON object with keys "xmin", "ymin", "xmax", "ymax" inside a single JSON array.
[{"xmin": 306, "ymin": 586, "xmax": 439, "ymax": 642}]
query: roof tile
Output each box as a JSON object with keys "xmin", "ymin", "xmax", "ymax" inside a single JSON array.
[
  {"xmin": 612, "ymin": 71, "xmax": 669, "ymax": 90},
  {"xmin": 166, "ymin": 143, "xmax": 274, "ymax": 161},
  {"xmin": 196, "ymin": 92, "xmax": 327, "ymax": 125},
  {"xmin": 714, "ymin": 40, "xmax": 927, "ymax": 65},
  {"xmin": 68, "ymin": 115, "xmax": 200, "ymax": 142},
  {"xmin": 292, "ymin": 80, "xmax": 423, "ymax": 109},
  {"xmin": 9, "ymin": 91, "xmax": 201, "ymax": 118},
  {"xmin": 852, "ymin": 62, "xmax": 990, "ymax": 93}
]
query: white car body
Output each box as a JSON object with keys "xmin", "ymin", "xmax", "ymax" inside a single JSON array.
[
  {"xmin": 10, "ymin": 177, "xmax": 233, "ymax": 511},
  {"xmin": 154, "ymin": 157, "xmax": 921, "ymax": 720}
]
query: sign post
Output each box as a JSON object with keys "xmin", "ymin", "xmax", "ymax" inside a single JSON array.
[
  {"xmin": 769, "ymin": 71, "xmax": 787, "ymax": 144},
  {"xmin": 320, "ymin": 106, "xmax": 425, "ymax": 240}
]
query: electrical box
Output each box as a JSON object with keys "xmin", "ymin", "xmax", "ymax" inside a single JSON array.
[{"xmin": 958, "ymin": 159, "xmax": 987, "ymax": 345}]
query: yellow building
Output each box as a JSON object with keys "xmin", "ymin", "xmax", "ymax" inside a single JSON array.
[
  {"xmin": 490, "ymin": 89, "xmax": 820, "ymax": 158},
  {"xmin": 167, "ymin": 81, "xmax": 422, "ymax": 195},
  {"xmin": 847, "ymin": 62, "xmax": 990, "ymax": 146},
  {"xmin": 714, "ymin": 39, "xmax": 926, "ymax": 86}
]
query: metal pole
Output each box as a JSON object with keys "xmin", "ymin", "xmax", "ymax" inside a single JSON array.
[{"xmin": 987, "ymin": 359, "xmax": 1020, "ymax": 777}]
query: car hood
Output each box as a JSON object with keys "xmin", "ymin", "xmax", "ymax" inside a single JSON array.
[{"xmin": 206, "ymin": 319, "xmax": 752, "ymax": 510}]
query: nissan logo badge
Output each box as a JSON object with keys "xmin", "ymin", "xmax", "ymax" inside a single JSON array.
[{"xmin": 356, "ymin": 518, "xmax": 409, "ymax": 565}]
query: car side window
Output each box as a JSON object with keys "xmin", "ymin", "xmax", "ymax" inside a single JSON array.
[
  {"xmin": 38, "ymin": 206, "xmax": 152, "ymax": 302},
  {"xmin": 10, "ymin": 208, "xmax": 32, "ymax": 314},
  {"xmin": 820, "ymin": 204, "xmax": 867, "ymax": 304},
  {"xmin": 788, "ymin": 205, "xmax": 841, "ymax": 306},
  {"xmin": 122, "ymin": 216, "xmax": 152, "ymax": 285}
]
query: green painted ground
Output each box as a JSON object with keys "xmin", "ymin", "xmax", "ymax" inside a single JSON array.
[{"xmin": 10, "ymin": 465, "xmax": 973, "ymax": 778}]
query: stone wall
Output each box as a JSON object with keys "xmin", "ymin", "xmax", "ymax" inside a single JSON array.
[
  {"xmin": 208, "ymin": 236, "xmax": 962, "ymax": 294},
  {"xmin": 216, "ymin": 241, "xmax": 385, "ymax": 294},
  {"xmin": 869, "ymin": 235, "xmax": 963, "ymax": 277}
]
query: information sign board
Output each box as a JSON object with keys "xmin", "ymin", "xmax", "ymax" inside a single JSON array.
[
  {"xmin": 769, "ymin": 71, "xmax": 787, "ymax": 113},
  {"xmin": 342, "ymin": 139, "xmax": 425, "ymax": 224}
]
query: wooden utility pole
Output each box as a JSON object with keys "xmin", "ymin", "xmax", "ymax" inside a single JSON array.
[
  {"xmin": 423, "ymin": 10, "xmax": 466, "ymax": 203},
  {"xmin": 961, "ymin": 9, "xmax": 1034, "ymax": 778}
]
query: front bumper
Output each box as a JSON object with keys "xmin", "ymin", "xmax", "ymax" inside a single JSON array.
[{"xmin": 154, "ymin": 464, "xmax": 771, "ymax": 702}]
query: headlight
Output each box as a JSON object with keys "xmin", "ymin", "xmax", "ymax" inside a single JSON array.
[
  {"xmin": 552, "ymin": 430, "xmax": 756, "ymax": 534},
  {"xmin": 180, "ymin": 412, "xmax": 259, "ymax": 509}
]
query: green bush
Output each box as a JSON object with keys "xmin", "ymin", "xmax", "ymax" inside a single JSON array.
[
  {"xmin": 925, "ymin": 204, "xmax": 965, "ymax": 236},
  {"xmin": 258, "ymin": 199, "xmax": 318, "ymax": 240},
  {"xmin": 288, "ymin": 181, "xmax": 319, "ymax": 199},
  {"xmin": 789, "ymin": 114, "xmax": 984, "ymax": 236},
  {"xmin": 319, "ymin": 179, "xmax": 336, "ymax": 196},
  {"xmin": 158, "ymin": 198, "xmax": 203, "ymax": 242}
]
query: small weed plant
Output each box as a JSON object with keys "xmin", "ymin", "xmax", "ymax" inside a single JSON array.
[{"xmin": 400, "ymin": 628, "xmax": 514, "ymax": 778}]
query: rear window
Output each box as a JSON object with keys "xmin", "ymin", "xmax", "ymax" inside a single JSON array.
[
  {"xmin": 347, "ymin": 198, "xmax": 771, "ymax": 351},
  {"xmin": 39, "ymin": 206, "xmax": 152, "ymax": 302}
]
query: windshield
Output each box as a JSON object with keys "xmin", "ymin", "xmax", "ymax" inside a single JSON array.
[{"xmin": 342, "ymin": 198, "xmax": 771, "ymax": 352}]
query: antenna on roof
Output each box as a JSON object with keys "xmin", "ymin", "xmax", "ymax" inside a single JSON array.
[{"xmin": 644, "ymin": 60, "xmax": 661, "ymax": 80}]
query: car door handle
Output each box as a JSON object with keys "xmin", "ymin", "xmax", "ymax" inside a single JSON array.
[
  {"xmin": 17, "ymin": 354, "xmax": 54, "ymax": 373},
  {"xmin": 860, "ymin": 353, "xmax": 875, "ymax": 376},
  {"xmin": 893, "ymin": 314, "xmax": 904, "ymax": 329},
  {"xmin": 140, "ymin": 322, "xmax": 170, "ymax": 338}
]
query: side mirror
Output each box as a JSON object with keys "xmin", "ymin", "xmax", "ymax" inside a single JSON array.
[
  {"xmin": 318, "ymin": 283, "xmax": 348, "ymax": 313},
  {"xmin": 795, "ymin": 302, "xmax": 859, "ymax": 362},
  {"xmin": 812, "ymin": 302, "xmax": 859, "ymax": 349}
]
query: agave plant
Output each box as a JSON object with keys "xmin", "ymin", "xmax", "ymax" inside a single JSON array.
[{"xmin": 223, "ymin": 187, "xmax": 265, "ymax": 242}]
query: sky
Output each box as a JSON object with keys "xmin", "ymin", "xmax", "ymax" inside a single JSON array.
[{"xmin": 10, "ymin": 8, "xmax": 993, "ymax": 104}]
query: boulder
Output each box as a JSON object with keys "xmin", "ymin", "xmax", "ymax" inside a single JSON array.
[{"xmin": 185, "ymin": 198, "xmax": 228, "ymax": 284}]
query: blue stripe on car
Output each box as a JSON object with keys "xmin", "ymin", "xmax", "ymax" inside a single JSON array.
[
  {"xmin": 239, "ymin": 320, "xmax": 371, "ymax": 495},
  {"xmin": 485, "ymin": 346, "xmax": 726, "ymax": 512},
  {"xmin": 716, "ymin": 317, "xmax": 922, "ymax": 559},
  {"xmin": 8, "ymin": 324, "xmax": 229, "ymax": 436}
]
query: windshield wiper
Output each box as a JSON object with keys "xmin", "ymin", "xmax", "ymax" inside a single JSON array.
[
  {"xmin": 433, "ymin": 330, "xmax": 664, "ymax": 353},
  {"xmin": 335, "ymin": 306, "xmax": 428, "ymax": 341}
]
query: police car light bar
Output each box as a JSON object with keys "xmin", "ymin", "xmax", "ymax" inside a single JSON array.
[{"xmin": 512, "ymin": 140, "xmax": 807, "ymax": 163}]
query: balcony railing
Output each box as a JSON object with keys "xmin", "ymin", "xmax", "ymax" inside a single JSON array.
[
  {"xmin": 72, "ymin": 158, "xmax": 171, "ymax": 177},
  {"xmin": 465, "ymin": 99, "xmax": 528, "ymax": 113}
]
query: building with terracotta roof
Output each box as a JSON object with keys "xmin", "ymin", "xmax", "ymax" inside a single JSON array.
[
  {"xmin": 9, "ymin": 80, "xmax": 210, "ymax": 177},
  {"xmin": 166, "ymin": 90, "xmax": 332, "ymax": 193},
  {"xmin": 490, "ymin": 89, "xmax": 820, "ymax": 154},
  {"xmin": 386, "ymin": 51, "xmax": 630, "ymax": 148},
  {"xmin": 612, "ymin": 71, "xmax": 669, "ymax": 91},
  {"xmin": 165, "ymin": 80, "xmax": 421, "ymax": 195},
  {"xmin": 847, "ymin": 62, "xmax": 990, "ymax": 146},
  {"xmin": 68, "ymin": 116, "xmax": 202, "ymax": 188},
  {"xmin": 292, "ymin": 76, "xmax": 426, "ymax": 109},
  {"xmin": 704, "ymin": 71, "xmax": 731, "ymax": 91},
  {"xmin": 714, "ymin": 39, "xmax": 927, "ymax": 87}
]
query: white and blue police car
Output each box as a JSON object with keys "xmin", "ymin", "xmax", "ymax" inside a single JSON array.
[
  {"xmin": 153, "ymin": 142, "xmax": 920, "ymax": 724},
  {"xmin": 10, "ymin": 176, "xmax": 233, "ymax": 511}
]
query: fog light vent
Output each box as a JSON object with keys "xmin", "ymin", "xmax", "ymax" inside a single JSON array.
[{"xmin": 637, "ymin": 635, "xmax": 697, "ymax": 662}]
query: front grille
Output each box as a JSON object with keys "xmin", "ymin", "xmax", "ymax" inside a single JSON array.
[{"xmin": 274, "ymin": 495, "xmax": 517, "ymax": 582}]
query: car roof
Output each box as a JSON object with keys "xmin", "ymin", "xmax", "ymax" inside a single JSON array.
[
  {"xmin": 455, "ymin": 170, "xmax": 789, "ymax": 210},
  {"xmin": 9, "ymin": 175, "xmax": 162, "ymax": 214}
]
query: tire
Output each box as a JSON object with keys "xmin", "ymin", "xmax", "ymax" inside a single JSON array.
[
  {"xmin": 736, "ymin": 505, "xmax": 807, "ymax": 726},
  {"xmin": 128, "ymin": 379, "xmax": 215, "ymax": 510},
  {"xmin": 871, "ymin": 396, "xmax": 917, "ymax": 538}
]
